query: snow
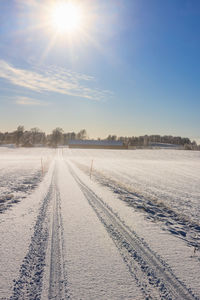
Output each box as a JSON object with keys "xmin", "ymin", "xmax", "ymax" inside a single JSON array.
[
  {"xmin": 56, "ymin": 158, "xmax": 144, "ymax": 299},
  {"xmin": 0, "ymin": 153, "xmax": 55, "ymax": 298},
  {"xmin": 68, "ymin": 159, "xmax": 200, "ymax": 297},
  {"xmin": 65, "ymin": 148, "xmax": 200, "ymax": 298},
  {"xmin": 0, "ymin": 147, "xmax": 200, "ymax": 299},
  {"xmin": 66, "ymin": 149, "xmax": 200, "ymax": 223},
  {"xmin": 0, "ymin": 147, "xmax": 53, "ymax": 213}
]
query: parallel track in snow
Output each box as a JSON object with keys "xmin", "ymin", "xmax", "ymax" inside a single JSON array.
[
  {"xmin": 48, "ymin": 177, "xmax": 69, "ymax": 300},
  {"xmin": 10, "ymin": 168, "xmax": 69, "ymax": 300},
  {"xmin": 11, "ymin": 182, "xmax": 53, "ymax": 300},
  {"xmin": 68, "ymin": 163, "xmax": 197, "ymax": 300},
  {"xmin": 73, "ymin": 161, "xmax": 200, "ymax": 249}
]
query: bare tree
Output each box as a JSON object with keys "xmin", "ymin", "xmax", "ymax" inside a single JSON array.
[
  {"xmin": 77, "ymin": 129, "xmax": 87, "ymax": 140},
  {"xmin": 51, "ymin": 127, "xmax": 63, "ymax": 147},
  {"xmin": 15, "ymin": 126, "xmax": 24, "ymax": 146}
]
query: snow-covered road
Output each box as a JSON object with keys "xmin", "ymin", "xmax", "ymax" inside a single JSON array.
[{"xmin": 0, "ymin": 148, "xmax": 199, "ymax": 299}]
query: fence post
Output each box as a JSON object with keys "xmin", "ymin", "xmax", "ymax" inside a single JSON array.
[
  {"xmin": 90, "ymin": 160, "xmax": 93, "ymax": 179},
  {"xmin": 41, "ymin": 158, "xmax": 44, "ymax": 175}
]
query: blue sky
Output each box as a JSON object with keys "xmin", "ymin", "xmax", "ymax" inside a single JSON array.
[{"xmin": 0, "ymin": 0, "xmax": 200, "ymax": 140}]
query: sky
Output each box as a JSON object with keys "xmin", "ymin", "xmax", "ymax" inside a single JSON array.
[{"xmin": 0, "ymin": 0, "xmax": 200, "ymax": 141}]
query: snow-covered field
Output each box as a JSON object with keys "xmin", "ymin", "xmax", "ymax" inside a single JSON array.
[
  {"xmin": 0, "ymin": 147, "xmax": 54, "ymax": 213},
  {"xmin": 0, "ymin": 147, "xmax": 200, "ymax": 299},
  {"xmin": 68, "ymin": 149, "xmax": 200, "ymax": 247},
  {"xmin": 67, "ymin": 149, "xmax": 200, "ymax": 223}
]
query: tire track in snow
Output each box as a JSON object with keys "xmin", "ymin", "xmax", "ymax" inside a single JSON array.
[
  {"xmin": 10, "ymin": 169, "xmax": 69, "ymax": 300},
  {"xmin": 48, "ymin": 175, "xmax": 70, "ymax": 299},
  {"xmin": 68, "ymin": 163, "xmax": 197, "ymax": 300},
  {"xmin": 73, "ymin": 161, "xmax": 200, "ymax": 250},
  {"xmin": 10, "ymin": 181, "xmax": 53, "ymax": 300}
]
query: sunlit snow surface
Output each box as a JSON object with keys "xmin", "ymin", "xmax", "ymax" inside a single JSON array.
[
  {"xmin": 0, "ymin": 147, "xmax": 55, "ymax": 298},
  {"xmin": 0, "ymin": 147, "xmax": 53, "ymax": 213},
  {"xmin": 65, "ymin": 149, "xmax": 200, "ymax": 298},
  {"xmin": 0, "ymin": 147, "xmax": 199, "ymax": 299},
  {"xmin": 67, "ymin": 149, "xmax": 200, "ymax": 223}
]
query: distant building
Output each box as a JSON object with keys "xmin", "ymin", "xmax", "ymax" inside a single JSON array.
[
  {"xmin": 149, "ymin": 142, "xmax": 183, "ymax": 149},
  {"xmin": 68, "ymin": 139, "xmax": 126, "ymax": 149}
]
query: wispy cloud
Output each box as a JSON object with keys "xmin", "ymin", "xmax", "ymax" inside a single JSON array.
[
  {"xmin": 15, "ymin": 96, "xmax": 48, "ymax": 106},
  {"xmin": 0, "ymin": 60, "xmax": 112, "ymax": 100}
]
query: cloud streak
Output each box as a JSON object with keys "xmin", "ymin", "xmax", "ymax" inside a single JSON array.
[
  {"xmin": 15, "ymin": 96, "xmax": 48, "ymax": 106},
  {"xmin": 0, "ymin": 60, "xmax": 112, "ymax": 100}
]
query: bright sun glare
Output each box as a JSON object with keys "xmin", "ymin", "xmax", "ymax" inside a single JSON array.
[{"xmin": 51, "ymin": 2, "xmax": 82, "ymax": 34}]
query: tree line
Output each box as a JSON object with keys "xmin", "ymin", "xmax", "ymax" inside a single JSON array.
[
  {"xmin": 107, "ymin": 134, "xmax": 199, "ymax": 150},
  {"xmin": 0, "ymin": 126, "xmax": 87, "ymax": 148},
  {"xmin": 0, "ymin": 126, "xmax": 199, "ymax": 150}
]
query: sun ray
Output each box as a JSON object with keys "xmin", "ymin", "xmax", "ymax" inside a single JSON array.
[{"xmin": 39, "ymin": 32, "xmax": 58, "ymax": 65}]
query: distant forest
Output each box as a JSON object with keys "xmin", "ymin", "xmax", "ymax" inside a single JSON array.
[{"xmin": 0, "ymin": 126, "xmax": 199, "ymax": 150}]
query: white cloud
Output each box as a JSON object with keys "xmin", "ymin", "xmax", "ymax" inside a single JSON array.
[
  {"xmin": 15, "ymin": 96, "xmax": 48, "ymax": 106},
  {"xmin": 0, "ymin": 60, "xmax": 112, "ymax": 100}
]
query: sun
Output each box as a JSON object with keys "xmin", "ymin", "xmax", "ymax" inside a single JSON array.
[{"xmin": 51, "ymin": 2, "xmax": 82, "ymax": 34}]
